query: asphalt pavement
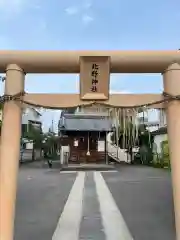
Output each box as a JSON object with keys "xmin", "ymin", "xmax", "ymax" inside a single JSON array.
[
  {"xmin": 14, "ymin": 162, "xmax": 176, "ymax": 240},
  {"xmin": 102, "ymin": 165, "xmax": 175, "ymax": 240},
  {"xmin": 14, "ymin": 163, "xmax": 76, "ymax": 240}
]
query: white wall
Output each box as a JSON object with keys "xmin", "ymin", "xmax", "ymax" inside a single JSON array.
[
  {"xmin": 147, "ymin": 125, "xmax": 159, "ymax": 132},
  {"xmin": 136, "ymin": 109, "xmax": 167, "ymax": 130},
  {"xmin": 60, "ymin": 146, "xmax": 70, "ymax": 165},
  {"xmin": 21, "ymin": 149, "xmax": 42, "ymax": 162},
  {"xmin": 21, "ymin": 150, "xmax": 32, "ymax": 162},
  {"xmin": 158, "ymin": 109, "xmax": 167, "ymax": 127},
  {"xmin": 76, "ymin": 105, "xmax": 109, "ymax": 116},
  {"xmin": 0, "ymin": 107, "xmax": 42, "ymax": 124},
  {"xmin": 26, "ymin": 142, "xmax": 34, "ymax": 150}
]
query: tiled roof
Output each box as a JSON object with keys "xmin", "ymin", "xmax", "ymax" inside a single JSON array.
[{"xmin": 59, "ymin": 114, "xmax": 112, "ymax": 131}]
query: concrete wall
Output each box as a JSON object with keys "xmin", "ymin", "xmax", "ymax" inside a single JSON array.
[
  {"xmin": 26, "ymin": 142, "xmax": 34, "ymax": 150},
  {"xmin": 60, "ymin": 146, "xmax": 70, "ymax": 165},
  {"xmin": 20, "ymin": 149, "xmax": 42, "ymax": 163}
]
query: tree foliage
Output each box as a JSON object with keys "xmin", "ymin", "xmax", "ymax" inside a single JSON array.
[
  {"xmin": 22, "ymin": 123, "xmax": 44, "ymax": 148},
  {"xmin": 153, "ymin": 140, "xmax": 170, "ymax": 169},
  {"xmin": 22, "ymin": 122, "xmax": 58, "ymax": 149},
  {"xmin": 43, "ymin": 132, "xmax": 57, "ymax": 148},
  {"xmin": 161, "ymin": 140, "xmax": 170, "ymax": 168}
]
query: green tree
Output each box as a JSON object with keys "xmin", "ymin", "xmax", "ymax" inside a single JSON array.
[
  {"xmin": 23, "ymin": 123, "xmax": 44, "ymax": 149},
  {"xmin": 42, "ymin": 131, "xmax": 59, "ymax": 159},
  {"xmin": 138, "ymin": 126, "xmax": 154, "ymax": 165},
  {"xmin": 161, "ymin": 140, "xmax": 170, "ymax": 169}
]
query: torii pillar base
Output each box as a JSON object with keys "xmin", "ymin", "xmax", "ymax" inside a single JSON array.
[
  {"xmin": 163, "ymin": 63, "xmax": 180, "ymax": 240},
  {"xmin": 0, "ymin": 64, "xmax": 25, "ymax": 240}
]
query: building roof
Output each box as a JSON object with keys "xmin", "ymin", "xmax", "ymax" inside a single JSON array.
[
  {"xmin": 22, "ymin": 105, "xmax": 42, "ymax": 116},
  {"xmin": 151, "ymin": 126, "xmax": 167, "ymax": 136},
  {"xmin": 59, "ymin": 114, "xmax": 112, "ymax": 131}
]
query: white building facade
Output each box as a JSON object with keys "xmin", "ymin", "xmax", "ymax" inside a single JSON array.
[
  {"xmin": 21, "ymin": 107, "xmax": 42, "ymax": 150},
  {"xmin": 22, "ymin": 107, "xmax": 42, "ymax": 125}
]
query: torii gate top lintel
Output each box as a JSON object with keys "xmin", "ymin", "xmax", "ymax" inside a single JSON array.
[
  {"xmin": 1, "ymin": 51, "xmax": 180, "ymax": 240},
  {"xmin": 0, "ymin": 50, "xmax": 179, "ymax": 73}
]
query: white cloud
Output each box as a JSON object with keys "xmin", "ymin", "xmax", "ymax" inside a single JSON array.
[
  {"xmin": 65, "ymin": 6, "xmax": 79, "ymax": 15},
  {"xmin": 65, "ymin": 1, "xmax": 94, "ymax": 24},
  {"xmin": 82, "ymin": 14, "xmax": 93, "ymax": 24}
]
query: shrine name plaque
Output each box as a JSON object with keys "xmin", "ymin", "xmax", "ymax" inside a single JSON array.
[{"xmin": 80, "ymin": 56, "xmax": 110, "ymax": 100}]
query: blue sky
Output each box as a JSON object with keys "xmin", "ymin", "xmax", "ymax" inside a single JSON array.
[{"xmin": 0, "ymin": 0, "xmax": 179, "ymax": 131}]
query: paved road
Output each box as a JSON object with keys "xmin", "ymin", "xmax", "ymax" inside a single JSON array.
[{"xmin": 14, "ymin": 162, "xmax": 175, "ymax": 240}]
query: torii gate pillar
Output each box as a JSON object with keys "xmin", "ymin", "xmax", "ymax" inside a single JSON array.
[
  {"xmin": 163, "ymin": 63, "xmax": 180, "ymax": 239},
  {"xmin": 0, "ymin": 64, "xmax": 25, "ymax": 240}
]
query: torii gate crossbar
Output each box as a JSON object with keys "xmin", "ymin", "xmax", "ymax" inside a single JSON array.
[{"xmin": 0, "ymin": 51, "xmax": 180, "ymax": 240}]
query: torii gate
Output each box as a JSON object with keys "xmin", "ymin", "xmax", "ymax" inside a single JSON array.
[{"xmin": 0, "ymin": 50, "xmax": 180, "ymax": 240}]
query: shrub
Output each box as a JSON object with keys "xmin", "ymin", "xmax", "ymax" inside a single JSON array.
[{"xmin": 161, "ymin": 140, "xmax": 170, "ymax": 169}]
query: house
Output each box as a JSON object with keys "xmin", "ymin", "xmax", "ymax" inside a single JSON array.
[
  {"xmin": 59, "ymin": 112, "xmax": 112, "ymax": 164},
  {"xmin": 0, "ymin": 106, "xmax": 42, "ymax": 140},
  {"xmin": 22, "ymin": 106, "xmax": 42, "ymax": 131},
  {"xmin": 21, "ymin": 107, "xmax": 42, "ymax": 149},
  {"xmin": 137, "ymin": 116, "xmax": 160, "ymax": 132},
  {"xmin": 137, "ymin": 109, "xmax": 167, "ymax": 132},
  {"xmin": 58, "ymin": 106, "xmax": 169, "ymax": 164},
  {"xmin": 58, "ymin": 105, "xmax": 145, "ymax": 164}
]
